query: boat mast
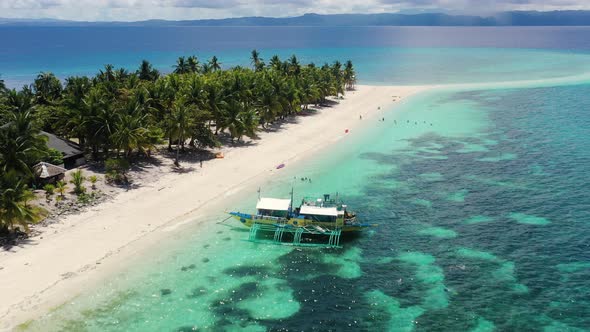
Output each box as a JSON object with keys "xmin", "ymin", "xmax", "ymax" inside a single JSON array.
[{"xmin": 289, "ymin": 187, "xmax": 294, "ymax": 214}]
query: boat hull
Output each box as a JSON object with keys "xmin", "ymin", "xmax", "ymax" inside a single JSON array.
[{"xmin": 229, "ymin": 212, "xmax": 371, "ymax": 233}]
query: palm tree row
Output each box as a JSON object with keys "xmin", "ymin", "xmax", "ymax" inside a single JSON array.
[{"xmin": 0, "ymin": 51, "xmax": 355, "ymax": 233}]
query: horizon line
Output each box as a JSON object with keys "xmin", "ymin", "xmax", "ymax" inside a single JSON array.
[{"xmin": 2, "ymin": 10, "xmax": 590, "ymax": 24}]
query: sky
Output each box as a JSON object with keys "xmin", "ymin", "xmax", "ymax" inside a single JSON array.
[{"xmin": 2, "ymin": 0, "xmax": 590, "ymax": 21}]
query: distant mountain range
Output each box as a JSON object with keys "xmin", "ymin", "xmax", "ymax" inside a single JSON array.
[{"xmin": 3, "ymin": 11, "xmax": 590, "ymax": 27}]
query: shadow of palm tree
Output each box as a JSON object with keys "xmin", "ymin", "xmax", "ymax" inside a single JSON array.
[
  {"xmin": 171, "ymin": 166, "xmax": 196, "ymax": 173},
  {"xmin": 214, "ymin": 132, "xmax": 258, "ymax": 148},
  {"xmin": 160, "ymin": 147, "xmax": 217, "ymax": 164},
  {"xmin": 261, "ymin": 116, "xmax": 301, "ymax": 133},
  {"xmin": 1, "ymin": 230, "xmax": 33, "ymax": 251}
]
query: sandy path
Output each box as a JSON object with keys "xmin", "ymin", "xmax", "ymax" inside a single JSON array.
[{"xmin": 0, "ymin": 84, "xmax": 430, "ymax": 330}]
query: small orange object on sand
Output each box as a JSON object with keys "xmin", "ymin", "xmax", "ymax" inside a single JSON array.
[{"xmin": 215, "ymin": 152, "xmax": 224, "ymax": 159}]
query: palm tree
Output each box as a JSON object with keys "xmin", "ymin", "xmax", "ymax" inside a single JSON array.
[
  {"xmin": 167, "ymin": 102, "xmax": 194, "ymax": 165},
  {"xmin": 0, "ymin": 171, "xmax": 40, "ymax": 233},
  {"xmin": 82, "ymin": 86, "xmax": 113, "ymax": 158},
  {"xmin": 97, "ymin": 64, "xmax": 116, "ymax": 83},
  {"xmin": 269, "ymin": 55, "xmax": 282, "ymax": 71},
  {"xmin": 111, "ymin": 112, "xmax": 149, "ymax": 158},
  {"xmin": 250, "ymin": 49, "xmax": 264, "ymax": 71},
  {"xmin": 201, "ymin": 63, "xmax": 212, "ymax": 75},
  {"xmin": 284, "ymin": 80, "xmax": 302, "ymax": 115},
  {"xmin": 203, "ymin": 79, "xmax": 227, "ymax": 134},
  {"xmin": 89, "ymin": 175, "xmax": 98, "ymax": 190},
  {"xmin": 209, "ymin": 56, "xmax": 221, "ymax": 72},
  {"xmin": 317, "ymin": 64, "xmax": 338, "ymax": 103},
  {"xmin": 114, "ymin": 68, "xmax": 129, "ymax": 82},
  {"xmin": 344, "ymin": 60, "xmax": 356, "ymax": 90},
  {"xmin": 4, "ymin": 88, "xmax": 35, "ymax": 115},
  {"xmin": 288, "ymin": 55, "xmax": 301, "ymax": 76},
  {"xmin": 300, "ymin": 77, "xmax": 320, "ymax": 109},
  {"xmin": 60, "ymin": 76, "xmax": 92, "ymax": 145},
  {"xmin": 251, "ymin": 49, "xmax": 260, "ymax": 67},
  {"xmin": 0, "ymin": 75, "xmax": 6, "ymax": 95},
  {"xmin": 173, "ymin": 56, "xmax": 189, "ymax": 75},
  {"xmin": 266, "ymin": 72, "xmax": 290, "ymax": 118},
  {"xmin": 331, "ymin": 60, "xmax": 345, "ymax": 95},
  {"xmin": 221, "ymin": 98, "xmax": 259, "ymax": 143},
  {"xmin": 255, "ymin": 79, "xmax": 282, "ymax": 127},
  {"xmin": 70, "ymin": 169, "xmax": 86, "ymax": 195},
  {"xmin": 137, "ymin": 60, "xmax": 159, "ymax": 81},
  {"xmin": 187, "ymin": 56, "xmax": 200, "ymax": 73},
  {"xmin": 182, "ymin": 74, "xmax": 207, "ymax": 107},
  {"xmin": 0, "ymin": 105, "xmax": 48, "ymax": 178},
  {"xmin": 55, "ymin": 180, "xmax": 68, "ymax": 199}
]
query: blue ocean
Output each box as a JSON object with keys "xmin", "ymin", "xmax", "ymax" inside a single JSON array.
[{"xmin": 4, "ymin": 27, "xmax": 590, "ymax": 331}]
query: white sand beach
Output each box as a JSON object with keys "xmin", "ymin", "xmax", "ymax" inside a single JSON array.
[{"xmin": 0, "ymin": 84, "xmax": 430, "ymax": 330}]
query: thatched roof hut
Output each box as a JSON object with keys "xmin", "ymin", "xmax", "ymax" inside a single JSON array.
[{"xmin": 33, "ymin": 162, "xmax": 66, "ymax": 184}]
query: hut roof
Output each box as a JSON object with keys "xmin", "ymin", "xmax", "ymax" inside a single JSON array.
[
  {"xmin": 40, "ymin": 131, "xmax": 83, "ymax": 158},
  {"xmin": 33, "ymin": 162, "xmax": 66, "ymax": 179},
  {"xmin": 2, "ymin": 124, "xmax": 83, "ymax": 159}
]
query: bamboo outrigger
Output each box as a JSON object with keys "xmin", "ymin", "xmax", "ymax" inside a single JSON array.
[{"xmin": 229, "ymin": 193, "xmax": 372, "ymax": 247}]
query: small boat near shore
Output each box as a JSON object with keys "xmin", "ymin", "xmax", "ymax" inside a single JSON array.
[{"xmin": 229, "ymin": 193, "xmax": 373, "ymax": 247}]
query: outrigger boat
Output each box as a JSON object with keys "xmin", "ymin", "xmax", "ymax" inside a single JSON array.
[{"xmin": 229, "ymin": 193, "xmax": 372, "ymax": 248}]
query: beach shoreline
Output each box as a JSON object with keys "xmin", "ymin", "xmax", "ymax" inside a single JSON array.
[{"xmin": 0, "ymin": 84, "xmax": 430, "ymax": 330}]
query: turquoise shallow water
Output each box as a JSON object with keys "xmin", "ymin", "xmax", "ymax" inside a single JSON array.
[{"xmin": 23, "ymin": 80, "xmax": 590, "ymax": 330}]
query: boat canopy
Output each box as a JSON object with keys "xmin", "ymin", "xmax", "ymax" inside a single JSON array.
[
  {"xmin": 300, "ymin": 205, "xmax": 339, "ymax": 217},
  {"xmin": 256, "ymin": 198, "xmax": 291, "ymax": 211}
]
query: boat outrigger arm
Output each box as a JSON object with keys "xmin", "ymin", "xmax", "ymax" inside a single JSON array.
[{"xmin": 229, "ymin": 194, "xmax": 373, "ymax": 248}]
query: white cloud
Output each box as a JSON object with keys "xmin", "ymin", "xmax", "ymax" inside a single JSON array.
[{"xmin": 1, "ymin": 0, "xmax": 590, "ymax": 21}]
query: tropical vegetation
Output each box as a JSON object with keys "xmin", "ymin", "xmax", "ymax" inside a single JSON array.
[{"xmin": 0, "ymin": 51, "xmax": 355, "ymax": 235}]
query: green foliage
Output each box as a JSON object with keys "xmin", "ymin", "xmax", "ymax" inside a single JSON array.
[
  {"xmin": 33, "ymin": 72, "xmax": 62, "ymax": 105},
  {"xmin": 0, "ymin": 171, "xmax": 42, "ymax": 233},
  {"xmin": 193, "ymin": 123, "xmax": 220, "ymax": 149},
  {"xmin": 77, "ymin": 192, "xmax": 92, "ymax": 204},
  {"xmin": 1, "ymin": 51, "xmax": 353, "ymax": 174},
  {"xmin": 70, "ymin": 169, "xmax": 86, "ymax": 195},
  {"xmin": 145, "ymin": 127, "xmax": 165, "ymax": 149},
  {"xmin": 43, "ymin": 184, "xmax": 55, "ymax": 195},
  {"xmin": 0, "ymin": 52, "xmax": 354, "ymax": 235},
  {"xmin": 89, "ymin": 175, "xmax": 98, "ymax": 189},
  {"xmin": 55, "ymin": 180, "xmax": 68, "ymax": 198},
  {"xmin": 0, "ymin": 75, "xmax": 6, "ymax": 94},
  {"xmin": 44, "ymin": 148, "xmax": 64, "ymax": 166},
  {"xmin": 137, "ymin": 60, "xmax": 160, "ymax": 81},
  {"xmin": 0, "ymin": 100, "xmax": 50, "ymax": 178},
  {"xmin": 105, "ymin": 158, "xmax": 130, "ymax": 185}
]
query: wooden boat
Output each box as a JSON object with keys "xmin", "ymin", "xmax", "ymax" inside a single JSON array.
[{"xmin": 229, "ymin": 193, "xmax": 372, "ymax": 247}]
